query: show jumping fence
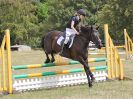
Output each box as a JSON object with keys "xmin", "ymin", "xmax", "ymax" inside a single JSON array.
[
  {"xmin": 104, "ymin": 24, "xmax": 123, "ymax": 79},
  {"xmin": 0, "ymin": 30, "xmax": 12, "ymax": 94},
  {"xmin": 0, "ymin": 24, "xmax": 124, "ymax": 94},
  {"xmin": 12, "ymin": 57, "xmax": 108, "ymax": 92}
]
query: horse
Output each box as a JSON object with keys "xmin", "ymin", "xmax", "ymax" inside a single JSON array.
[{"xmin": 41, "ymin": 25, "xmax": 102, "ymax": 87}]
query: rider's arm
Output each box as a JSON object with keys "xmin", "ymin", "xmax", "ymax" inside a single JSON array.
[{"xmin": 71, "ymin": 21, "xmax": 79, "ymax": 35}]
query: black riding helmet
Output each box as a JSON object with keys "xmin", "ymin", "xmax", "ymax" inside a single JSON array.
[{"xmin": 77, "ymin": 9, "xmax": 86, "ymax": 16}]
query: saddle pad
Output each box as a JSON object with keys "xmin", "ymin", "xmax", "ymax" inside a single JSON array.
[{"xmin": 57, "ymin": 36, "xmax": 64, "ymax": 46}]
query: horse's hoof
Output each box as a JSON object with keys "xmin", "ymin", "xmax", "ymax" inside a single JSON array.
[
  {"xmin": 51, "ymin": 59, "xmax": 55, "ymax": 63},
  {"xmin": 91, "ymin": 76, "xmax": 95, "ymax": 82},
  {"xmin": 88, "ymin": 83, "xmax": 93, "ymax": 87},
  {"xmin": 90, "ymin": 74, "xmax": 95, "ymax": 82},
  {"xmin": 45, "ymin": 59, "xmax": 50, "ymax": 63}
]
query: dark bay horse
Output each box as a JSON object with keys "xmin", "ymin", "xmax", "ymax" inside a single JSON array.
[{"xmin": 41, "ymin": 25, "xmax": 102, "ymax": 87}]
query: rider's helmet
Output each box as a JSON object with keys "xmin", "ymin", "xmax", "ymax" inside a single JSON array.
[{"xmin": 77, "ymin": 9, "xmax": 86, "ymax": 17}]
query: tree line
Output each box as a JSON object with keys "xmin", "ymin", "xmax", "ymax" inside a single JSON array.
[{"xmin": 0, "ymin": 0, "xmax": 132, "ymax": 47}]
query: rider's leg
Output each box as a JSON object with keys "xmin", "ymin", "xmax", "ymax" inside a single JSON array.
[
  {"xmin": 61, "ymin": 28, "xmax": 76, "ymax": 49},
  {"xmin": 64, "ymin": 28, "xmax": 71, "ymax": 44},
  {"xmin": 60, "ymin": 30, "xmax": 70, "ymax": 55},
  {"xmin": 64, "ymin": 36, "xmax": 70, "ymax": 44},
  {"xmin": 66, "ymin": 28, "xmax": 76, "ymax": 48},
  {"xmin": 68, "ymin": 34, "xmax": 75, "ymax": 48}
]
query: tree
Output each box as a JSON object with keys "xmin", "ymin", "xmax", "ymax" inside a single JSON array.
[
  {"xmin": 0, "ymin": 0, "xmax": 108, "ymax": 47},
  {"xmin": 97, "ymin": 0, "xmax": 133, "ymax": 43},
  {"xmin": 41, "ymin": 0, "xmax": 106, "ymax": 31},
  {"xmin": 0, "ymin": 0, "xmax": 49, "ymax": 47}
]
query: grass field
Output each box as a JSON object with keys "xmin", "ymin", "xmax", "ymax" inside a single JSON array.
[{"xmin": 0, "ymin": 50, "xmax": 133, "ymax": 99}]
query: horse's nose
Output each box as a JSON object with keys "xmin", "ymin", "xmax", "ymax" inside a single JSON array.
[{"xmin": 98, "ymin": 43, "xmax": 102, "ymax": 49}]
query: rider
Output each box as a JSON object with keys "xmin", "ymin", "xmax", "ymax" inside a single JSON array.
[{"xmin": 62, "ymin": 9, "xmax": 86, "ymax": 48}]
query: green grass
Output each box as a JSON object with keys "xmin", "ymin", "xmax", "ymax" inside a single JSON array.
[{"xmin": 0, "ymin": 50, "xmax": 133, "ymax": 99}]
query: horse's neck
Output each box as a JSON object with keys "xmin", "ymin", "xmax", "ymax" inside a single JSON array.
[{"xmin": 75, "ymin": 35, "xmax": 90, "ymax": 48}]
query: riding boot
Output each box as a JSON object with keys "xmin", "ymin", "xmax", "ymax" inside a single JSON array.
[
  {"xmin": 66, "ymin": 41, "xmax": 70, "ymax": 48},
  {"xmin": 59, "ymin": 39, "xmax": 65, "ymax": 55}
]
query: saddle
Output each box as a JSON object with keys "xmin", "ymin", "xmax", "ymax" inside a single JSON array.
[{"xmin": 57, "ymin": 32, "xmax": 75, "ymax": 48}]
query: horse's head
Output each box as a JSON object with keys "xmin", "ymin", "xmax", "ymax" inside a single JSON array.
[{"xmin": 80, "ymin": 25, "xmax": 102, "ymax": 49}]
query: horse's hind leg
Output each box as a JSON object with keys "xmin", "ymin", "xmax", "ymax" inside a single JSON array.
[
  {"xmin": 51, "ymin": 52, "xmax": 55, "ymax": 63},
  {"xmin": 44, "ymin": 51, "xmax": 50, "ymax": 63}
]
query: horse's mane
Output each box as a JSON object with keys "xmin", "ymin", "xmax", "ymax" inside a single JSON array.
[
  {"xmin": 75, "ymin": 25, "xmax": 98, "ymax": 43},
  {"xmin": 78, "ymin": 25, "xmax": 92, "ymax": 38}
]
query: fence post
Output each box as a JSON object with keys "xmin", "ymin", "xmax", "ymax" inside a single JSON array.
[
  {"xmin": 104, "ymin": 24, "xmax": 111, "ymax": 79},
  {"xmin": 124, "ymin": 29, "xmax": 128, "ymax": 59},
  {"xmin": 5, "ymin": 30, "xmax": 13, "ymax": 94}
]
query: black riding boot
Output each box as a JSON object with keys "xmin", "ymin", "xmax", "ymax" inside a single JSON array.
[{"xmin": 59, "ymin": 39, "xmax": 65, "ymax": 55}]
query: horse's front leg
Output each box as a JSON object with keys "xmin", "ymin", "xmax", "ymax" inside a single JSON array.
[
  {"xmin": 79, "ymin": 58, "xmax": 94, "ymax": 87},
  {"xmin": 85, "ymin": 59, "xmax": 95, "ymax": 81}
]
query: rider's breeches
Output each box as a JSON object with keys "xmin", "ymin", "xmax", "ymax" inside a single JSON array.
[{"xmin": 64, "ymin": 28, "xmax": 76, "ymax": 44}]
